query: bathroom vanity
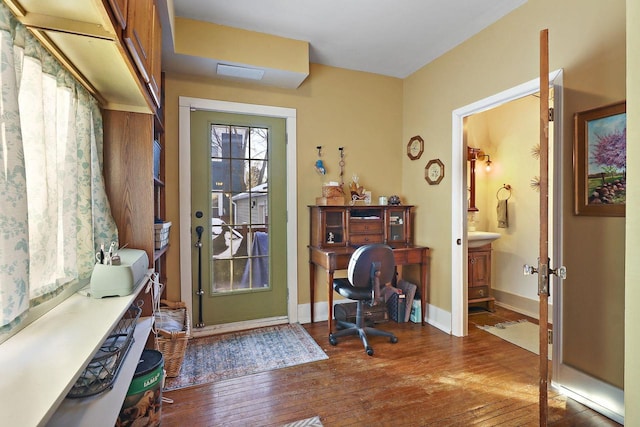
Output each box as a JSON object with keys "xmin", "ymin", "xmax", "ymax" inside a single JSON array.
[{"xmin": 468, "ymin": 243, "xmax": 495, "ymax": 311}]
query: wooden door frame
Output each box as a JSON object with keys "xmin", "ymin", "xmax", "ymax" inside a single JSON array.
[
  {"xmin": 450, "ymin": 69, "xmax": 564, "ymax": 337},
  {"xmin": 178, "ymin": 97, "xmax": 298, "ymax": 335}
]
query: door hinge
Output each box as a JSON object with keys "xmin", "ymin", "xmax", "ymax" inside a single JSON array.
[
  {"xmin": 548, "ymin": 329, "xmax": 553, "ymax": 345},
  {"xmin": 549, "ymin": 107, "xmax": 554, "ymax": 122}
]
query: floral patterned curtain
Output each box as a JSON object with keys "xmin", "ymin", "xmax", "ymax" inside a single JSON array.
[{"xmin": 0, "ymin": 3, "xmax": 118, "ymax": 337}]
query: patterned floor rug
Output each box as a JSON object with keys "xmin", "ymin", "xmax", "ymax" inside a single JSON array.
[{"xmin": 163, "ymin": 323, "xmax": 328, "ymax": 391}]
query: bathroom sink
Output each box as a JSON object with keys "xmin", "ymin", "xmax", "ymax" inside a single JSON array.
[{"xmin": 467, "ymin": 231, "xmax": 501, "ymax": 248}]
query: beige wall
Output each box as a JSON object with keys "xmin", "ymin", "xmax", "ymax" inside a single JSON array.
[
  {"xmin": 403, "ymin": 0, "xmax": 625, "ymax": 388},
  {"xmin": 162, "ymin": 63, "xmax": 403, "ymax": 305},
  {"xmin": 626, "ymin": 0, "xmax": 639, "ymax": 422}
]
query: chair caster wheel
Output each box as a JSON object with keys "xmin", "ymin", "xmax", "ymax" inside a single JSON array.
[
  {"xmin": 329, "ymin": 334, "xmax": 337, "ymax": 346},
  {"xmin": 366, "ymin": 347, "xmax": 374, "ymax": 356},
  {"xmin": 390, "ymin": 336, "xmax": 398, "ymax": 344}
]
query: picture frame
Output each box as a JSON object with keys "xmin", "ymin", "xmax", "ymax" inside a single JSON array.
[
  {"xmin": 573, "ymin": 101, "xmax": 626, "ymax": 216},
  {"xmin": 425, "ymin": 159, "xmax": 444, "ymax": 185}
]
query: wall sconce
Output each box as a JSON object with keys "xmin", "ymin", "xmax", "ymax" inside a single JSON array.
[{"xmin": 478, "ymin": 151, "xmax": 492, "ymax": 172}]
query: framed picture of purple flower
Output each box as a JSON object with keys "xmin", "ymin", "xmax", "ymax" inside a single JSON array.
[{"xmin": 574, "ymin": 101, "xmax": 626, "ymax": 216}]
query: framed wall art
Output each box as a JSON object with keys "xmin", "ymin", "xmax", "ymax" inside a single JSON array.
[
  {"xmin": 573, "ymin": 101, "xmax": 626, "ymax": 216},
  {"xmin": 425, "ymin": 159, "xmax": 444, "ymax": 185}
]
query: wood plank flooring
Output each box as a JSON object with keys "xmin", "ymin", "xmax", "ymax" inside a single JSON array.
[{"xmin": 161, "ymin": 307, "xmax": 620, "ymax": 426}]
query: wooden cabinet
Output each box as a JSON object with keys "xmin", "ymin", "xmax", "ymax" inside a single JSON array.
[
  {"xmin": 9, "ymin": 0, "xmax": 161, "ymax": 112},
  {"xmin": 309, "ymin": 205, "xmax": 413, "ymax": 248},
  {"xmin": 105, "ymin": 0, "xmax": 162, "ymax": 108},
  {"xmin": 124, "ymin": 0, "xmax": 153, "ymax": 84},
  {"xmin": 107, "ymin": 0, "xmax": 129, "ymax": 30},
  {"xmin": 148, "ymin": 0, "xmax": 163, "ymax": 108},
  {"xmin": 468, "ymin": 244, "xmax": 495, "ymax": 311}
]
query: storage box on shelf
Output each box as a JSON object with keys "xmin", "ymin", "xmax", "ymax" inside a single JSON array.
[
  {"xmin": 154, "ymin": 221, "xmax": 171, "ymax": 250},
  {"xmin": 155, "ymin": 300, "xmax": 191, "ymax": 378}
]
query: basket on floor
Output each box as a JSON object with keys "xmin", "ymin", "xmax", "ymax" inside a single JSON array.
[{"xmin": 155, "ymin": 299, "xmax": 190, "ymax": 378}]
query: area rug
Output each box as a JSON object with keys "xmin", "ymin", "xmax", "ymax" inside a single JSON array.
[
  {"xmin": 163, "ymin": 323, "xmax": 328, "ymax": 391},
  {"xmin": 478, "ymin": 319, "xmax": 552, "ymax": 360},
  {"xmin": 280, "ymin": 415, "xmax": 323, "ymax": 427}
]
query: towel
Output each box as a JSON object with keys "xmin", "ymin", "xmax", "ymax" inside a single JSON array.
[{"xmin": 497, "ymin": 199, "xmax": 508, "ymax": 228}]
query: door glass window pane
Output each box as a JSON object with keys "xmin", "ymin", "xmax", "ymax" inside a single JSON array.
[{"xmin": 209, "ymin": 124, "xmax": 270, "ymax": 293}]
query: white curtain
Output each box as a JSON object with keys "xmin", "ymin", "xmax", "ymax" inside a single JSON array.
[{"xmin": 0, "ymin": 4, "xmax": 118, "ymax": 333}]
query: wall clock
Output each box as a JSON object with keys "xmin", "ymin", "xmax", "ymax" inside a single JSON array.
[
  {"xmin": 425, "ymin": 159, "xmax": 445, "ymax": 185},
  {"xmin": 407, "ymin": 135, "xmax": 424, "ymax": 160}
]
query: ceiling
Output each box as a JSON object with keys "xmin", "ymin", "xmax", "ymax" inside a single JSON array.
[{"xmin": 164, "ymin": 0, "xmax": 527, "ymax": 85}]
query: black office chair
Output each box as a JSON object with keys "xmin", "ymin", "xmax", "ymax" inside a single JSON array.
[{"xmin": 329, "ymin": 244, "xmax": 398, "ymax": 356}]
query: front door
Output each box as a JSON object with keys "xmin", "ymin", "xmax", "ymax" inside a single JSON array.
[{"xmin": 190, "ymin": 110, "xmax": 287, "ymax": 326}]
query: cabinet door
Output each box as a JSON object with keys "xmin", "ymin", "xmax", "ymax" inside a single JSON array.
[
  {"xmin": 310, "ymin": 207, "xmax": 347, "ymax": 248},
  {"xmin": 468, "ymin": 248, "xmax": 491, "ymax": 287},
  {"xmin": 147, "ymin": 0, "xmax": 162, "ymax": 107},
  {"xmin": 107, "ymin": 0, "xmax": 128, "ymax": 30},
  {"xmin": 386, "ymin": 207, "xmax": 410, "ymax": 244},
  {"xmin": 124, "ymin": 0, "xmax": 152, "ymax": 83},
  {"xmin": 322, "ymin": 209, "xmax": 347, "ymax": 247}
]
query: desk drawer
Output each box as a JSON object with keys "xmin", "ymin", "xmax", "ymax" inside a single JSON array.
[
  {"xmin": 393, "ymin": 248, "xmax": 423, "ymax": 265},
  {"xmin": 350, "ymin": 234, "xmax": 383, "ymax": 246},
  {"xmin": 469, "ymin": 286, "xmax": 490, "ymax": 300},
  {"xmin": 350, "ymin": 221, "xmax": 383, "ymax": 234}
]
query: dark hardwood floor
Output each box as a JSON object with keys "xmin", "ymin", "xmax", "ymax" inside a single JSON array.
[{"xmin": 161, "ymin": 307, "xmax": 620, "ymax": 426}]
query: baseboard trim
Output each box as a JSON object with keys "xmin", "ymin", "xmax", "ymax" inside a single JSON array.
[
  {"xmin": 297, "ymin": 301, "xmax": 452, "ymax": 334},
  {"xmin": 191, "ymin": 316, "xmax": 289, "ymax": 338},
  {"xmin": 492, "ymin": 289, "xmax": 553, "ymax": 323}
]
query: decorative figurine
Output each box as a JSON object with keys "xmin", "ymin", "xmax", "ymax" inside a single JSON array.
[
  {"xmin": 315, "ymin": 146, "xmax": 326, "ymax": 175},
  {"xmin": 315, "ymin": 159, "xmax": 326, "ymax": 175},
  {"xmin": 349, "ymin": 174, "xmax": 368, "ymax": 205},
  {"xmin": 388, "ymin": 195, "xmax": 401, "ymax": 205}
]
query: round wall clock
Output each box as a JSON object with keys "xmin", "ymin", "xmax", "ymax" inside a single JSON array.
[
  {"xmin": 407, "ymin": 135, "xmax": 424, "ymax": 160},
  {"xmin": 425, "ymin": 159, "xmax": 445, "ymax": 185}
]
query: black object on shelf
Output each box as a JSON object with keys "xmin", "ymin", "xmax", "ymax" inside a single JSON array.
[{"xmin": 67, "ymin": 304, "xmax": 141, "ymax": 398}]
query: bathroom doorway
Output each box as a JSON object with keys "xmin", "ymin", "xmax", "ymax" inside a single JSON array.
[
  {"xmin": 450, "ymin": 69, "xmax": 564, "ymax": 338},
  {"xmin": 465, "ymin": 91, "xmax": 555, "ymax": 321}
]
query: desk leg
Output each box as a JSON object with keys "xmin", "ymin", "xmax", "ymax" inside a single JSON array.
[
  {"xmin": 420, "ymin": 251, "xmax": 429, "ymax": 326},
  {"xmin": 309, "ymin": 261, "xmax": 316, "ymax": 323},
  {"xmin": 327, "ymin": 270, "xmax": 334, "ymax": 336}
]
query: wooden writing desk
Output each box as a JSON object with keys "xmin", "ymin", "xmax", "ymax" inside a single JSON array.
[{"xmin": 308, "ymin": 244, "xmax": 430, "ymax": 335}]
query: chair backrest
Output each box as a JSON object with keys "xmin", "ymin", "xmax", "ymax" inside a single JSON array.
[{"xmin": 347, "ymin": 244, "xmax": 395, "ymax": 289}]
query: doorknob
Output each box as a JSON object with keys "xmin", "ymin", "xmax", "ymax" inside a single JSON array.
[
  {"xmin": 195, "ymin": 225, "xmax": 204, "ymax": 248},
  {"xmin": 523, "ymin": 262, "xmax": 566, "ymax": 278},
  {"xmin": 551, "ymin": 265, "xmax": 567, "ymax": 280},
  {"xmin": 523, "ymin": 258, "xmax": 567, "ymax": 296}
]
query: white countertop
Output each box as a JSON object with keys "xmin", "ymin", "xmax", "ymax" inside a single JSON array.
[{"xmin": 0, "ymin": 276, "xmax": 152, "ymax": 427}]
